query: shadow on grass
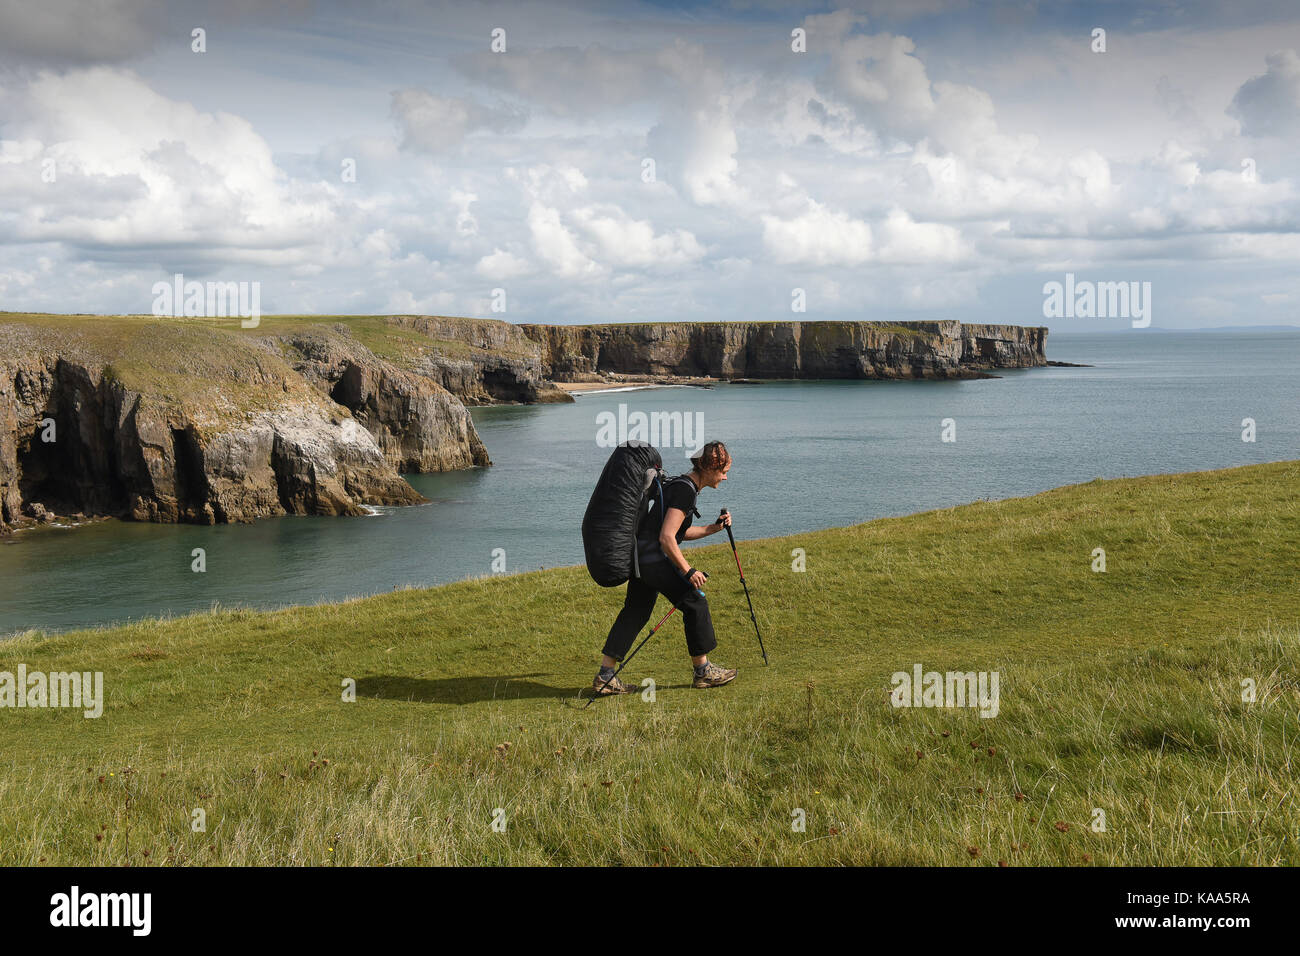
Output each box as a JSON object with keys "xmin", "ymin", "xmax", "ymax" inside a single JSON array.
[{"xmin": 356, "ymin": 673, "xmax": 578, "ymax": 704}]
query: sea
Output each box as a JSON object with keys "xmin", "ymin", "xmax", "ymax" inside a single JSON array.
[{"xmin": 2, "ymin": 330, "xmax": 1296, "ymax": 636}]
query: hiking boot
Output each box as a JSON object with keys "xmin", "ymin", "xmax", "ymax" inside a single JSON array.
[
  {"xmin": 692, "ymin": 661, "xmax": 737, "ymax": 689},
  {"xmin": 592, "ymin": 672, "xmax": 635, "ymax": 696}
]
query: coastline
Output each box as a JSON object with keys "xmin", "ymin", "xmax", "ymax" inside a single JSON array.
[
  {"xmin": 554, "ymin": 379, "xmax": 717, "ymax": 395},
  {"xmin": 6, "ymin": 459, "xmax": 1295, "ymax": 640}
]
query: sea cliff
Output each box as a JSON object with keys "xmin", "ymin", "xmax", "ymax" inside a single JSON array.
[
  {"xmin": 0, "ymin": 314, "xmax": 1047, "ymax": 531},
  {"xmin": 517, "ymin": 319, "xmax": 1045, "ymax": 382}
]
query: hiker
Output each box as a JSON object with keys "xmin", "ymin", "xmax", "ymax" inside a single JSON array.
[{"xmin": 593, "ymin": 440, "xmax": 739, "ymax": 695}]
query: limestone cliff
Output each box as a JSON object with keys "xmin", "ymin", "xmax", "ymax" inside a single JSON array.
[
  {"xmin": 343, "ymin": 316, "xmax": 1047, "ymax": 404},
  {"xmin": 378, "ymin": 315, "xmax": 567, "ymax": 405},
  {"xmin": 516, "ymin": 319, "xmax": 1047, "ymax": 382},
  {"xmin": 0, "ymin": 317, "xmax": 491, "ymax": 533},
  {"xmin": 274, "ymin": 328, "xmax": 491, "ymax": 472}
]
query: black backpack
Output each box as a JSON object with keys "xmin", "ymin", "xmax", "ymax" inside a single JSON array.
[{"xmin": 581, "ymin": 441, "xmax": 666, "ymax": 587}]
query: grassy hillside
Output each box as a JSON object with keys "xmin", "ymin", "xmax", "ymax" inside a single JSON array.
[
  {"xmin": 1, "ymin": 461, "xmax": 1297, "ymax": 866},
  {"xmin": 0, "ymin": 311, "xmax": 536, "ymax": 367},
  {"xmin": 0, "ymin": 313, "xmax": 349, "ymax": 424}
]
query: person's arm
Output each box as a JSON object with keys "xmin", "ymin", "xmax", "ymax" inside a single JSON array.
[
  {"xmin": 659, "ymin": 508, "xmax": 706, "ymax": 590},
  {"xmin": 682, "ymin": 510, "xmax": 731, "ymax": 540}
]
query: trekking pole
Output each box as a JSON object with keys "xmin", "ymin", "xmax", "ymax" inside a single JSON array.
[
  {"xmin": 585, "ymin": 603, "xmax": 680, "ymax": 708},
  {"xmin": 721, "ymin": 509, "xmax": 768, "ymax": 665}
]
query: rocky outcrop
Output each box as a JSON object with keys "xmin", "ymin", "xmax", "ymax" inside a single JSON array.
[
  {"xmin": 515, "ymin": 319, "xmax": 1047, "ymax": 382},
  {"xmin": 274, "ymin": 328, "xmax": 491, "ymax": 472},
  {"xmin": 0, "ymin": 319, "xmax": 494, "ymax": 533},
  {"xmin": 381, "ymin": 315, "xmax": 565, "ymax": 405},
  {"xmin": 959, "ymin": 323, "xmax": 1048, "ymax": 369}
]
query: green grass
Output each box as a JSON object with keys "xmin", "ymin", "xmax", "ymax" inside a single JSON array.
[
  {"xmin": 1, "ymin": 310, "xmax": 537, "ymax": 422},
  {"xmin": 250, "ymin": 314, "xmax": 538, "ymax": 364},
  {"xmin": 1, "ymin": 311, "xmax": 537, "ymax": 369},
  {"xmin": 1, "ymin": 460, "xmax": 1297, "ymax": 866},
  {"xmin": 1, "ymin": 313, "xmax": 340, "ymax": 423}
]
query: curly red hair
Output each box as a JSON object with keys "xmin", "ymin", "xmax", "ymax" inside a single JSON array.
[{"xmin": 690, "ymin": 441, "xmax": 731, "ymax": 474}]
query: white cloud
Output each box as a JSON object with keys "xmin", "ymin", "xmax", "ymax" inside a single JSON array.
[
  {"xmin": 762, "ymin": 200, "xmax": 873, "ymax": 266},
  {"xmin": 475, "ymin": 248, "xmax": 532, "ymax": 279},
  {"xmin": 0, "ymin": 67, "xmax": 333, "ymax": 256},
  {"xmin": 761, "ymin": 201, "xmax": 969, "ymax": 266},
  {"xmin": 875, "ymin": 208, "xmax": 970, "ymax": 263},
  {"xmin": 525, "ymin": 202, "xmax": 601, "ymax": 278},
  {"xmin": 570, "ymin": 205, "xmax": 704, "ymax": 269},
  {"xmin": 507, "ymin": 162, "xmax": 589, "ymax": 203},
  {"xmin": 807, "ymin": 11, "xmax": 935, "ymax": 142},
  {"xmin": 451, "ymin": 189, "xmax": 478, "ymax": 236},
  {"xmin": 360, "ymin": 229, "xmax": 400, "ymax": 260},
  {"xmin": 385, "ymin": 287, "xmax": 456, "ymax": 314},
  {"xmin": 391, "ymin": 88, "xmax": 527, "ymax": 154}
]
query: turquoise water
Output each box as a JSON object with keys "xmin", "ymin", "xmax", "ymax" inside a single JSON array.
[{"xmin": 2, "ymin": 330, "xmax": 1296, "ymax": 636}]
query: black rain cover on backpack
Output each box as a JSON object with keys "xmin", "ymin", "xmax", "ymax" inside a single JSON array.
[{"xmin": 582, "ymin": 441, "xmax": 663, "ymax": 587}]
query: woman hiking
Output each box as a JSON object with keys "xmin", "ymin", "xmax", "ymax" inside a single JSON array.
[{"xmin": 593, "ymin": 440, "xmax": 738, "ymax": 695}]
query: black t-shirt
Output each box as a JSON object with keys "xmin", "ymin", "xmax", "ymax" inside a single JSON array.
[{"xmin": 637, "ymin": 475, "xmax": 700, "ymax": 556}]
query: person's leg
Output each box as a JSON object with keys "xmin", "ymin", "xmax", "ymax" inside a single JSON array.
[
  {"xmin": 600, "ymin": 574, "xmax": 658, "ymax": 662},
  {"xmin": 638, "ymin": 562, "xmax": 717, "ymax": 661},
  {"xmin": 679, "ymin": 591, "xmax": 717, "ymax": 661},
  {"xmin": 636, "ymin": 562, "xmax": 735, "ymax": 688}
]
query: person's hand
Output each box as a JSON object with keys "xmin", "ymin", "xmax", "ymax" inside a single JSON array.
[
  {"xmin": 717, "ymin": 510, "xmax": 732, "ymax": 530},
  {"xmin": 688, "ymin": 568, "xmax": 707, "ymax": 590}
]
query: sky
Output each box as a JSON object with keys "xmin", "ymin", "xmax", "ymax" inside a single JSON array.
[{"xmin": 1, "ymin": 0, "xmax": 1299, "ymax": 330}]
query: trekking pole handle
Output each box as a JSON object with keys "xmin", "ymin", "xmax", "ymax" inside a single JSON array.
[{"xmin": 720, "ymin": 508, "xmax": 738, "ymax": 549}]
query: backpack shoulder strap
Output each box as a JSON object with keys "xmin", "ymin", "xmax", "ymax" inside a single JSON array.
[
  {"xmin": 633, "ymin": 470, "xmax": 665, "ymax": 578},
  {"xmin": 664, "ymin": 474, "xmax": 701, "ymax": 518}
]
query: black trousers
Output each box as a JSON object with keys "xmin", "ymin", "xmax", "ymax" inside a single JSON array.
[{"xmin": 602, "ymin": 556, "xmax": 717, "ymax": 661}]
